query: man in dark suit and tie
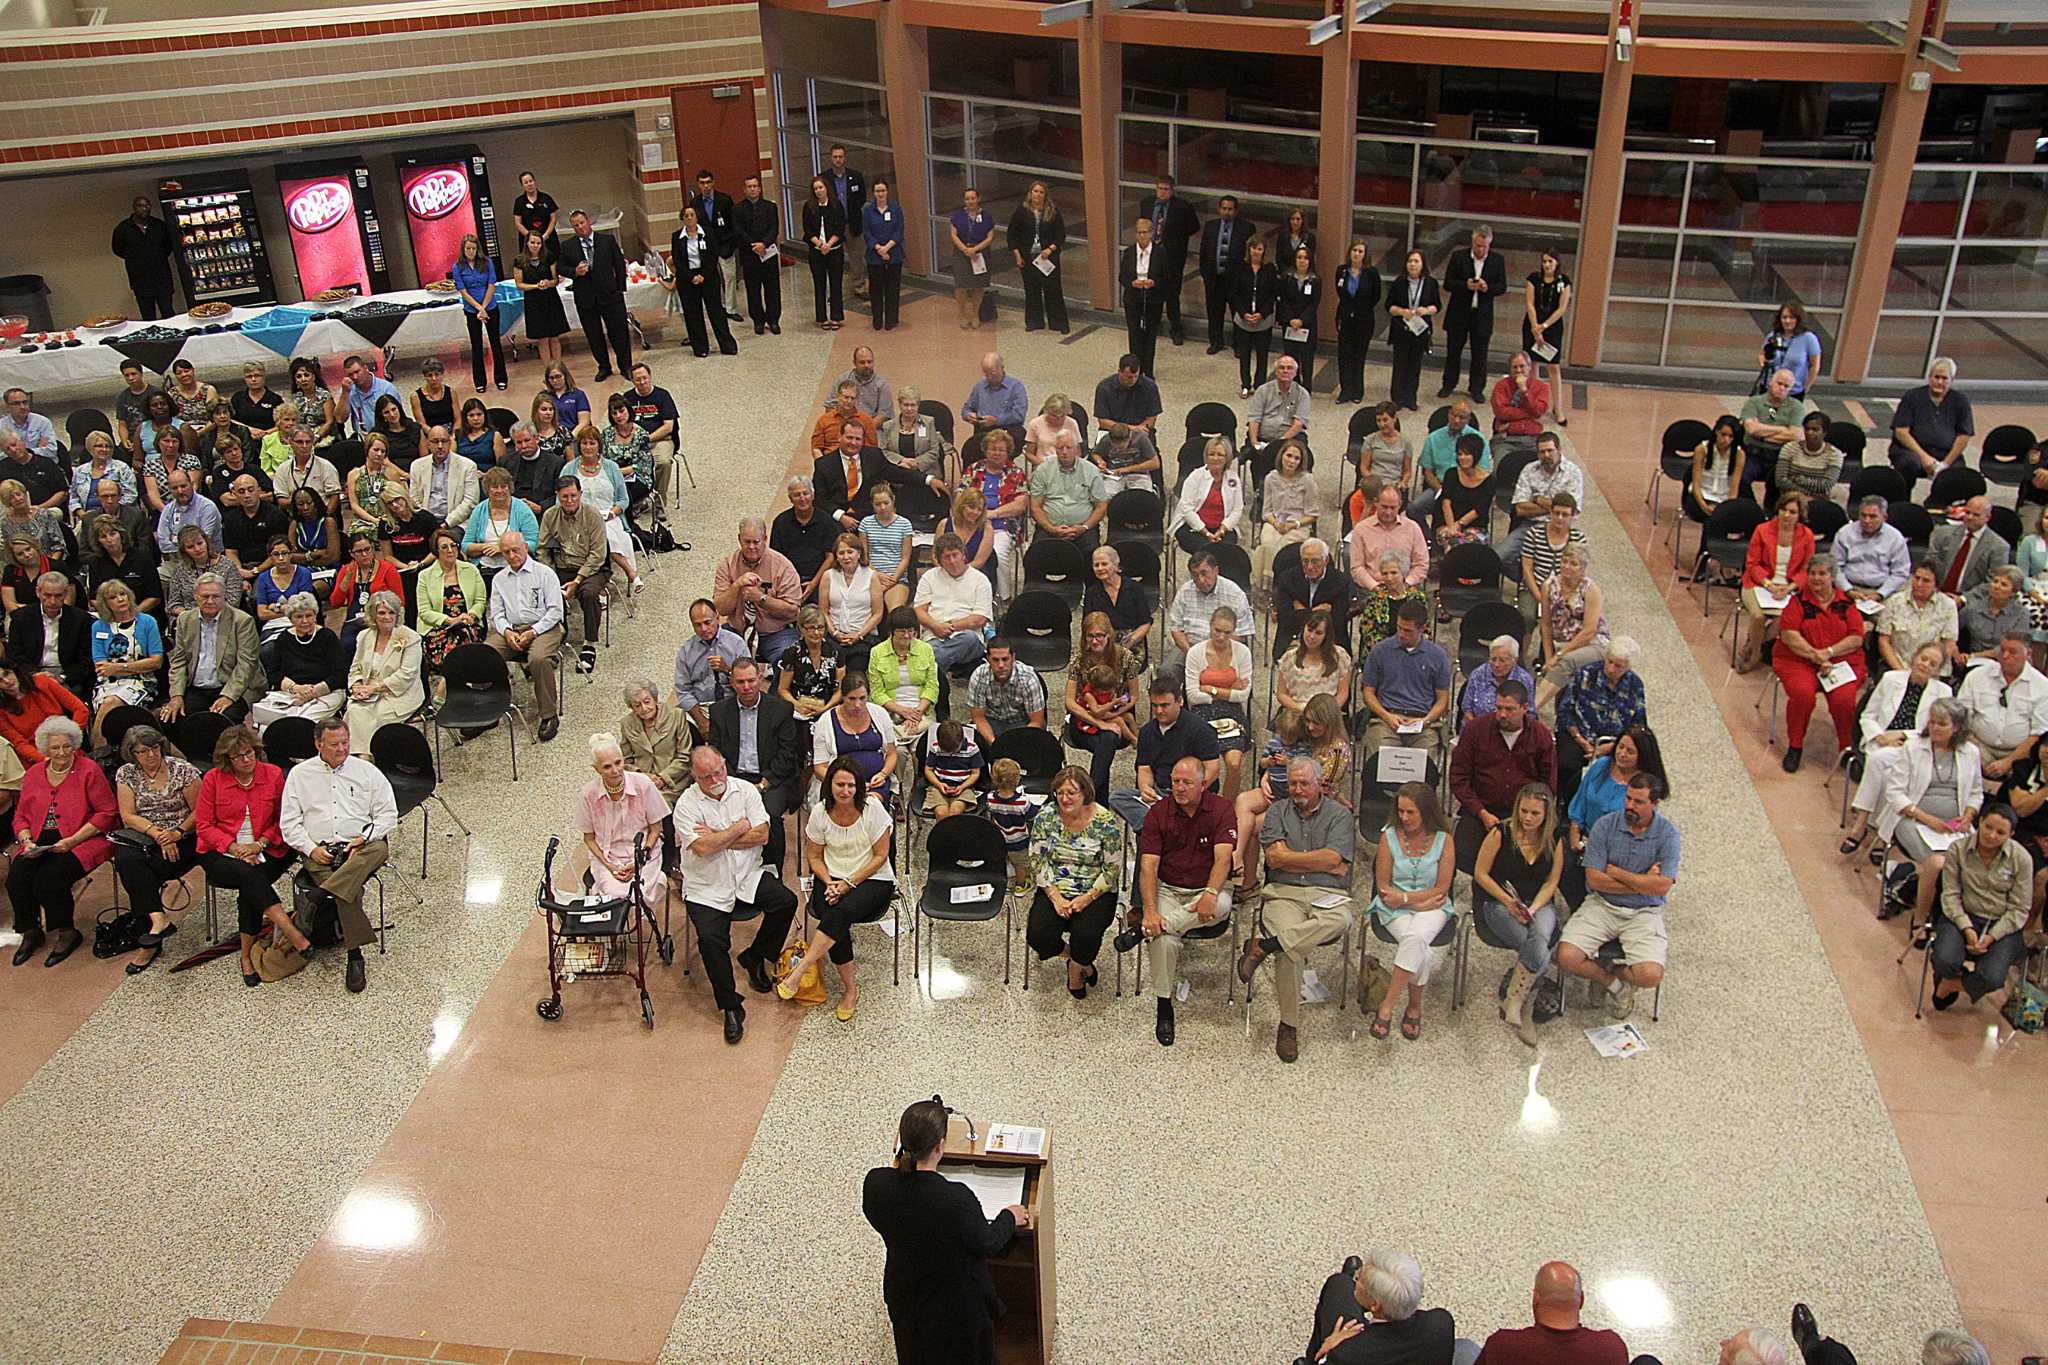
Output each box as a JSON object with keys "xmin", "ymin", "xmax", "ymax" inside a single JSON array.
[
  {"xmin": 1272, "ymin": 537, "xmax": 1353, "ymax": 653},
  {"xmin": 560, "ymin": 208, "xmax": 632, "ymax": 382},
  {"xmin": 707, "ymin": 656, "xmax": 804, "ymax": 878},
  {"xmin": 733, "ymin": 173, "xmax": 783, "ymax": 335},
  {"xmin": 6, "ymin": 572, "xmax": 94, "ymax": 700},
  {"xmin": 828, "ymin": 144, "xmax": 869, "ymax": 302},
  {"xmin": 1439, "ymin": 224, "xmax": 1509, "ymax": 400},
  {"xmin": 693, "ymin": 168, "xmax": 742, "ymax": 323},
  {"xmin": 1146, "ymin": 175, "xmax": 1201, "ymax": 347},
  {"xmin": 1118, "ymin": 218, "xmax": 1165, "ymax": 378},
  {"xmin": 1197, "ymin": 194, "xmax": 1254, "ymax": 355},
  {"xmin": 814, "ymin": 419, "xmax": 921, "ymax": 531}
]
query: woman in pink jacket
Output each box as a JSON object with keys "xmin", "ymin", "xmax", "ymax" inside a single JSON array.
[{"xmin": 8, "ymin": 715, "xmax": 117, "ymax": 966}]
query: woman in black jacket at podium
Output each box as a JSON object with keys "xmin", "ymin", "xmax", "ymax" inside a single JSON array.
[{"xmin": 863, "ymin": 1099, "xmax": 1031, "ymax": 1365}]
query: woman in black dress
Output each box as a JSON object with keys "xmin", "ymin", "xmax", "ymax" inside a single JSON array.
[
  {"xmin": 1385, "ymin": 248, "xmax": 1441, "ymax": 412},
  {"xmin": 1278, "ymin": 243, "xmax": 1320, "ymax": 384},
  {"xmin": 515, "ymin": 229, "xmax": 569, "ymax": 370},
  {"xmin": 802, "ymin": 175, "xmax": 847, "ymax": 329},
  {"xmin": 1522, "ymin": 249, "xmax": 1573, "ymax": 428},
  {"xmin": 1332, "ymin": 239, "xmax": 1381, "ymax": 405},
  {"xmin": 862, "ymin": 1099, "xmax": 1028, "ymax": 1365}
]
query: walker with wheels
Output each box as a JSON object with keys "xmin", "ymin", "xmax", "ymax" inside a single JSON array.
[{"xmin": 534, "ymin": 833, "xmax": 674, "ymax": 1029}]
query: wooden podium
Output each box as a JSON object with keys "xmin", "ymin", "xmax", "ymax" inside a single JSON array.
[{"xmin": 942, "ymin": 1116, "xmax": 1055, "ymax": 1365}]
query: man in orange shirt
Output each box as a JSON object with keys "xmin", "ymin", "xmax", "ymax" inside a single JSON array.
[{"xmin": 809, "ymin": 381, "xmax": 879, "ymax": 455}]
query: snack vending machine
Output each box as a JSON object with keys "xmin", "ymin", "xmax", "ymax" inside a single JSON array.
[
  {"xmin": 276, "ymin": 159, "xmax": 392, "ymax": 300},
  {"xmin": 158, "ymin": 169, "xmax": 277, "ymax": 306},
  {"xmin": 393, "ymin": 145, "xmax": 503, "ymax": 289}
]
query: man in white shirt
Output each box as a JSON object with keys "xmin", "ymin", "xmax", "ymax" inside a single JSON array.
[
  {"xmin": 1957, "ymin": 633, "xmax": 2048, "ymax": 776},
  {"xmin": 672, "ymin": 745, "xmax": 800, "ymax": 1044},
  {"xmin": 912, "ymin": 533, "xmax": 994, "ymax": 673},
  {"xmin": 280, "ymin": 716, "xmax": 398, "ymax": 993},
  {"xmin": 271, "ymin": 425, "xmax": 340, "ymax": 514},
  {"xmin": 407, "ymin": 425, "xmax": 480, "ymax": 526},
  {"xmin": 0, "ymin": 388, "xmax": 59, "ymax": 462},
  {"xmin": 486, "ymin": 530, "xmax": 566, "ymax": 741},
  {"xmin": 1504, "ymin": 431, "xmax": 1585, "ymax": 566}
]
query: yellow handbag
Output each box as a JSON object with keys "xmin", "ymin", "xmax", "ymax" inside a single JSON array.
[{"xmin": 776, "ymin": 942, "xmax": 828, "ymax": 1005}]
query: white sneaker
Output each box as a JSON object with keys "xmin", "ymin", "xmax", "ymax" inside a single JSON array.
[{"xmin": 1606, "ymin": 975, "xmax": 1636, "ymax": 1020}]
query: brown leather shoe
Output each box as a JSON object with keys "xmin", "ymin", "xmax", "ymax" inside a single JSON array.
[
  {"xmin": 1237, "ymin": 935, "xmax": 1268, "ymax": 985},
  {"xmin": 1275, "ymin": 1023, "xmax": 1298, "ymax": 1063}
]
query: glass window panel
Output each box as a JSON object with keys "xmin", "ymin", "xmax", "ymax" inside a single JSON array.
[
  {"xmin": 1663, "ymin": 305, "xmax": 1823, "ymax": 375},
  {"xmin": 928, "ymin": 97, "xmax": 966, "ymax": 162},
  {"xmin": 1602, "ymin": 301, "xmax": 1669, "ymax": 367},
  {"xmin": 962, "ymin": 167, "xmax": 1084, "ymax": 250},
  {"xmin": 1349, "ymin": 208, "xmax": 1414, "ymax": 280},
  {"xmin": 1947, "ymin": 244, "xmax": 2048, "ymax": 313},
  {"xmin": 1684, "ymin": 161, "xmax": 1868, "ymax": 238},
  {"xmin": 1354, "ymin": 139, "xmax": 1415, "ymax": 215},
  {"xmin": 1870, "ymin": 315, "xmax": 1937, "ymax": 388},
  {"xmin": 812, "ymin": 80, "xmax": 888, "ymax": 150},
  {"xmin": 1417, "ymin": 145, "xmax": 1586, "ymax": 224},
  {"xmin": 1413, "ymin": 216, "xmax": 1582, "ymax": 306},
  {"xmin": 1963, "ymin": 170, "xmax": 2048, "ymax": 241},
  {"xmin": 1613, "ymin": 231, "xmax": 1678, "ymax": 301},
  {"xmin": 970, "ymin": 105, "xmax": 1082, "ymax": 177},
  {"xmin": 1174, "ymin": 125, "xmax": 1319, "ymax": 201},
  {"xmin": 1929, "ymin": 315, "xmax": 2048, "ymax": 383},
  {"xmin": 1121, "ymin": 118, "xmax": 1170, "ymax": 185},
  {"xmin": 930, "ymin": 160, "xmax": 969, "ymax": 240},
  {"xmin": 1903, "ymin": 167, "xmax": 1969, "ymax": 240},
  {"xmin": 1620, "ymin": 157, "xmax": 1687, "ymax": 229},
  {"xmin": 1670, "ymin": 235, "xmax": 1851, "ymax": 310},
  {"xmin": 1884, "ymin": 243, "xmax": 1953, "ymax": 312}
]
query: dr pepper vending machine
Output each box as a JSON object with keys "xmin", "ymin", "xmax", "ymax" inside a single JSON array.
[
  {"xmin": 276, "ymin": 159, "xmax": 392, "ymax": 300},
  {"xmin": 393, "ymin": 146, "xmax": 502, "ymax": 289},
  {"xmin": 158, "ymin": 169, "xmax": 277, "ymax": 306}
]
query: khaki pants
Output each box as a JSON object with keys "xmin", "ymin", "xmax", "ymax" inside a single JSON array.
[
  {"xmin": 1734, "ymin": 588, "xmax": 1782, "ymax": 673},
  {"xmin": 1251, "ymin": 525, "xmax": 1309, "ymax": 591},
  {"xmin": 1147, "ymin": 882, "xmax": 1234, "ymax": 999},
  {"xmin": 1258, "ymin": 882, "xmax": 1352, "ymax": 1027},
  {"xmin": 649, "ymin": 436, "xmax": 677, "ymax": 507},
  {"xmin": 1361, "ymin": 716, "xmax": 1444, "ymax": 768},
  {"xmin": 488, "ymin": 625, "xmax": 563, "ymax": 722},
  {"xmin": 294, "ymin": 838, "xmax": 388, "ymax": 951}
]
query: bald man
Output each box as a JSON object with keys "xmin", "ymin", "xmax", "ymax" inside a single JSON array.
[{"xmin": 1472, "ymin": 1262, "xmax": 1627, "ymax": 1365}]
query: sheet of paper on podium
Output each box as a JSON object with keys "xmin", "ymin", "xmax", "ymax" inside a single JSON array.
[
  {"xmin": 940, "ymin": 1161, "xmax": 1027, "ymax": 1220},
  {"xmin": 986, "ymin": 1123, "xmax": 1045, "ymax": 1156}
]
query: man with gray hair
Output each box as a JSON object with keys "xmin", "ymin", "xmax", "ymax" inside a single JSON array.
[
  {"xmin": 1889, "ymin": 355, "xmax": 1974, "ymax": 486},
  {"xmin": 538, "ymin": 474, "xmax": 610, "ymax": 675},
  {"xmin": 1832, "ymin": 495, "xmax": 1910, "ymax": 603},
  {"xmin": 1274, "ymin": 535, "xmax": 1351, "ymax": 648},
  {"xmin": 770, "ymin": 473, "xmax": 836, "ymax": 601},
  {"xmin": 1302, "ymin": 1247, "xmax": 1465, "ymax": 1365},
  {"xmin": 155, "ymin": 466, "xmax": 221, "ymax": 557},
  {"xmin": 1440, "ymin": 223, "xmax": 1507, "ymax": 400},
  {"xmin": 486, "ymin": 529, "xmax": 566, "ymax": 742},
  {"xmin": 163, "ymin": 572, "xmax": 263, "ymax": 725},
  {"xmin": 1236, "ymin": 757, "xmax": 1353, "ymax": 1063},
  {"xmin": 1739, "ymin": 368, "xmax": 1809, "ymax": 504},
  {"xmin": 280, "ymin": 714, "xmax": 398, "ymax": 994},
  {"xmin": 1919, "ymin": 1329, "xmax": 1989, "ymax": 1365},
  {"xmin": 5, "ymin": 569, "xmax": 93, "ymax": 699},
  {"xmin": 713, "ymin": 516, "xmax": 803, "ymax": 660},
  {"xmin": 270, "ymin": 424, "xmax": 340, "ymax": 513},
  {"xmin": 1717, "ymin": 1327, "xmax": 1794, "ymax": 1365}
]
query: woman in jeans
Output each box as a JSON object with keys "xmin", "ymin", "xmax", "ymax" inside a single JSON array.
[
  {"xmin": 1472, "ymin": 782, "xmax": 1565, "ymax": 1047},
  {"xmin": 111, "ymin": 723, "xmax": 201, "ymax": 973}
]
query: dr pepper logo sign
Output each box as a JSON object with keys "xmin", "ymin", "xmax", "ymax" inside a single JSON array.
[
  {"xmin": 286, "ymin": 181, "xmax": 352, "ymax": 234},
  {"xmin": 405, "ymin": 169, "xmax": 468, "ymax": 220}
]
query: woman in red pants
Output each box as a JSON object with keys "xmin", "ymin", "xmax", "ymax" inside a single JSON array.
[{"xmin": 1774, "ymin": 553, "xmax": 1866, "ymax": 774}]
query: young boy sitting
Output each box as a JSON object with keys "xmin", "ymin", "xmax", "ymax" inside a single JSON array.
[{"xmin": 923, "ymin": 719, "xmax": 984, "ymax": 819}]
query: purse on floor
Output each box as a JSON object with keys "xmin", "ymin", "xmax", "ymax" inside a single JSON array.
[{"xmin": 776, "ymin": 942, "xmax": 828, "ymax": 1005}]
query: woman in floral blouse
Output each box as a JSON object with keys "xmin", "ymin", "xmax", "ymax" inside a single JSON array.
[{"xmin": 1024, "ymin": 766, "xmax": 1123, "ymax": 1000}]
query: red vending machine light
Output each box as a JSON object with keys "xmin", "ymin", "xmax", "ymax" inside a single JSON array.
[
  {"xmin": 278, "ymin": 161, "xmax": 390, "ymax": 299},
  {"xmin": 394, "ymin": 146, "xmax": 500, "ymax": 288}
]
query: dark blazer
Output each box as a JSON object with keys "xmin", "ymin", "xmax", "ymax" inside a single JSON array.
[
  {"xmin": 1333, "ymin": 265, "xmax": 1383, "ymax": 332},
  {"xmin": 560, "ymin": 230, "xmax": 627, "ymax": 304},
  {"xmin": 1385, "ymin": 273, "xmax": 1443, "ymax": 345},
  {"xmin": 670, "ymin": 229, "xmax": 727, "ymax": 300},
  {"xmin": 862, "ymin": 1165, "xmax": 1018, "ymax": 1365},
  {"xmin": 1005, "ymin": 205, "xmax": 1065, "ymax": 265},
  {"xmin": 813, "ymin": 445, "xmax": 918, "ymax": 525},
  {"xmin": 1145, "ymin": 194, "xmax": 1200, "ymax": 269},
  {"xmin": 1230, "ymin": 260, "xmax": 1281, "ymax": 323},
  {"xmin": 6, "ymin": 603, "xmax": 94, "ymax": 699},
  {"xmin": 1273, "ymin": 563, "xmax": 1352, "ymax": 646},
  {"xmin": 707, "ymin": 690, "xmax": 803, "ymax": 793},
  {"xmin": 828, "ymin": 167, "xmax": 868, "ymax": 237},
  {"xmin": 1304, "ymin": 1272, "xmax": 1458, "ymax": 1365},
  {"xmin": 733, "ymin": 195, "xmax": 780, "ymax": 251},
  {"xmin": 1198, "ymin": 213, "xmax": 1258, "ymax": 284},
  {"xmin": 1118, "ymin": 244, "xmax": 1165, "ymax": 319},
  {"xmin": 801, "ymin": 200, "xmax": 848, "ymax": 257},
  {"xmin": 1279, "ymin": 272, "xmax": 1320, "ymax": 340},
  {"xmin": 1275, "ymin": 230, "xmax": 1317, "ymax": 273},
  {"xmin": 1442, "ymin": 247, "xmax": 1508, "ymax": 324},
  {"xmin": 692, "ymin": 189, "xmax": 737, "ymax": 256}
]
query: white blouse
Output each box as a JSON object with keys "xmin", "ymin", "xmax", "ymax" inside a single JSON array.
[{"xmin": 804, "ymin": 795, "xmax": 897, "ymax": 882}]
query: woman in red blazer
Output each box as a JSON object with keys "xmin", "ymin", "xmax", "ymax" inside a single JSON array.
[
  {"xmin": 329, "ymin": 530, "xmax": 405, "ymax": 659},
  {"xmin": 193, "ymin": 722, "xmax": 301, "ymax": 986},
  {"xmin": 8, "ymin": 714, "xmax": 117, "ymax": 966},
  {"xmin": 0, "ymin": 661, "xmax": 89, "ymax": 767},
  {"xmin": 1735, "ymin": 490, "xmax": 1816, "ymax": 673}
]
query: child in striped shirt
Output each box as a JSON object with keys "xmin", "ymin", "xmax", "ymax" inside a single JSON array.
[
  {"xmin": 982, "ymin": 756, "xmax": 1033, "ymax": 893},
  {"xmin": 859, "ymin": 483, "xmax": 915, "ymax": 610},
  {"xmin": 923, "ymin": 720, "xmax": 984, "ymax": 818}
]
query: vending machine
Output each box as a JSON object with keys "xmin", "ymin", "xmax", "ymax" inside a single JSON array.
[
  {"xmin": 393, "ymin": 145, "xmax": 503, "ymax": 288},
  {"xmin": 276, "ymin": 159, "xmax": 392, "ymax": 300},
  {"xmin": 158, "ymin": 169, "xmax": 277, "ymax": 306}
]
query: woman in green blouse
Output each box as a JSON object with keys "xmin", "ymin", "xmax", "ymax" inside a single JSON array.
[{"xmin": 1024, "ymin": 766, "xmax": 1123, "ymax": 999}]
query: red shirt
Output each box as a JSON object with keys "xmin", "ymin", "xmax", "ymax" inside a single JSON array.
[
  {"xmin": 194, "ymin": 761, "xmax": 290, "ymax": 858},
  {"xmin": 1475, "ymin": 1324, "xmax": 1630, "ymax": 1365},
  {"xmin": 0, "ymin": 674, "xmax": 89, "ymax": 766},
  {"xmin": 1138, "ymin": 790, "xmax": 1236, "ymax": 888},
  {"xmin": 1197, "ymin": 479, "xmax": 1226, "ymax": 532},
  {"xmin": 1779, "ymin": 587, "xmax": 1864, "ymax": 658}
]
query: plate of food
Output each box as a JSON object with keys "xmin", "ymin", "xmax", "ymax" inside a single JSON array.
[
  {"xmin": 313, "ymin": 288, "xmax": 356, "ymax": 303},
  {"xmin": 188, "ymin": 301, "xmax": 232, "ymax": 320},
  {"xmin": 424, "ymin": 279, "xmax": 457, "ymax": 293},
  {"xmin": 81, "ymin": 314, "xmax": 130, "ymax": 330}
]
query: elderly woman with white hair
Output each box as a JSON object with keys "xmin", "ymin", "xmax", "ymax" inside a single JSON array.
[
  {"xmin": 7, "ymin": 714, "xmax": 117, "ymax": 967},
  {"xmin": 1888, "ymin": 356, "xmax": 1974, "ymax": 485},
  {"xmin": 1875, "ymin": 697, "xmax": 1982, "ymax": 928},
  {"xmin": 249, "ymin": 592, "xmax": 348, "ymax": 729},
  {"xmin": 620, "ymin": 678, "xmax": 693, "ymax": 797},
  {"xmin": 344, "ymin": 589, "xmax": 424, "ymax": 754},
  {"xmin": 876, "ymin": 384, "xmax": 955, "ymax": 513},
  {"xmin": 1531, "ymin": 542, "xmax": 1606, "ymax": 713},
  {"xmin": 1920, "ymin": 1329, "xmax": 1989, "ymax": 1365},
  {"xmin": 575, "ymin": 732, "xmax": 670, "ymax": 908},
  {"xmin": 1840, "ymin": 640, "xmax": 1954, "ymax": 856},
  {"xmin": 1302, "ymin": 1247, "xmax": 1464, "ymax": 1365},
  {"xmin": 1717, "ymin": 1326, "xmax": 1795, "ymax": 1365},
  {"xmin": 1462, "ymin": 635, "xmax": 1534, "ymax": 719}
]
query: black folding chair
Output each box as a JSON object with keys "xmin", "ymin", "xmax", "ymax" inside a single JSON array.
[
  {"xmin": 988, "ymin": 725, "xmax": 1064, "ymax": 797},
  {"xmin": 1692, "ymin": 498, "xmax": 1766, "ymax": 617},
  {"xmin": 1988, "ymin": 503, "xmax": 2023, "ymax": 549},
  {"xmin": 66, "ymin": 408, "xmax": 113, "ymax": 451},
  {"xmin": 1021, "ymin": 536, "xmax": 1090, "ymax": 608},
  {"xmin": 1109, "ymin": 537, "xmax": 1161, "ymax": 593},
  {"xmin": 1212, "ymin": 542, "xmax": 1253, "ymax": 594},
  {"xmin": 1455, "ymin": 600, "xmax": 1526, "ymax": 678},
  {"xmin": 1804, "ymin": 497, "xmax": 1850, "ymax": 544},
  {"xmin": 998, "ymin": 589, "xmax": 1077, "ymax": 674},
  {"xmin": 264, "ymin": 715, "xmax": 319, "ymax": 768},
  {"xmin": 433, "ymin": 641, "xmax": 521, "ymax": 780},
  {"xmin": 1184, "ymin": 401, "xmax": 1237, "ymax": 442},
  {"xmin": 175, "ymin": 711, "xmax": 234, "ymax": 773},
  {"xmin": 1106, "ymin": 487, "xmax": 1164, "ymax": 542},
  {"xmin": 1848, "ymin": 463, "xmax": 1908, "ymax": 509},
  {"xmin": 1926, "ymin": 463, "xmax": 1986, "ymax": 510},
  {"xmin": 1981, "ymin": 423, "xmax": 2039, "ymax": 502},
  {"xmin": 485, "ymin": 408, "xmax": 517, "ymax": 440},
  {"xmin": 1889, "ymin": 501, "xmax": 1935, "ymax": 555},
  {"xmin": 1648, "ymin": 418, "xmax": 1712, "ymax": 523},
  {"xmin": 1435, "ymin": 542, "xmax": 1504, "ymax": 624},
  {"xmin": 1068, "ymin": 398, "xmax": 1090, "ymax": 445},
  {"xmin": 919, "ymin": 399, "xmax": 956, "ymax": 445},
  {"xmin": 918, "ymin": 814, "xmax": 1012, "ymax": 988},
  {"xmin": 371, "ymin": 721, "xmax": 470, "ymax": 877},
  {"xmin": 1828, "ymin": 420, "xmax": 1867, "ymax": 483}
]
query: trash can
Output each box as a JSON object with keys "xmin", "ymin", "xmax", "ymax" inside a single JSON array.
[{"xmin": 0, "ymin": 275, "xmax": 53, "ymax": 332}]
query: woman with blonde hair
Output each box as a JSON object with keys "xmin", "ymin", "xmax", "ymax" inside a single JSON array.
[
  {"xmin": 451, "ymin": 230, "xmax": 508, "ymax": 393},
  {"xmin": 1008, "ymin": 179, "xmax": 1068, "ymax": 333},
  {"xmin": 1022, "ymin": 393, "xmax": 1081, "ymax": 468},
  {"xmin": 88, "ymin": 578, "xmax": 163, "ymax": 736}
]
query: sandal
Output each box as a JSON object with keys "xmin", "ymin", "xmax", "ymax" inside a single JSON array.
[
  {"xmin": 1369, "ymin": 1013, "xmax": 1392, "ymax": 1040},
  {"xmin": 1401, "ymin": 1010, "xmax": 1423, "ymax": 1040},
  {"xmin": 1838, "ymin": 831, "xmax": 1867, "ymax": 855}
]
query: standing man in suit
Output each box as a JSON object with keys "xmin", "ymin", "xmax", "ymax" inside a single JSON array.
[
  {"xmin": 1930, "ymin": 495, "xmax": 2012, "ymax": 600},
  {"xmin": 561, "ymin": 208, "xmax": 632, "ymax": 382},
  {"xmin": 1197, "ymin": 195, "xmax": 1254, "ymax": 355},
  {"xmin": 1119, "ymin": 217, "xmax": 1165, "ymax": 378},
  {"xmin": 1439, "ymin": 224, "xmax": 1508, "ymax": 400},
  {"xmin": 827, "ymin": 144, "xmax": 869, "ymax": 303},
  {"xmin": 1146, "ymin": 175, "xmax": 1201, "ymax": 347},
  {"xmin": 693, "ymin": 168, "xmax": 742, "ymax": 323},
  {"xmin": 6, "ymin": 572, "xmax": 94, "ymax": 701},
  {"xmin": 707, "ymin": 656, "xmax": 804, "ymax": 878},
  {"xmin": 734, "ymin": 173, "xmax": 783, "ymax": 336}
]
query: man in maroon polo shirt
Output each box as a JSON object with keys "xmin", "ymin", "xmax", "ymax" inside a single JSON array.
[
  {"xmin": 1473, "ymin": 1262, "xmax": 1628, "ymax": 1365},
  {"xmin": 1125, "ymin": 755, "xmax": 1236, "ymax": 1047},
  {"xmin": 1447, "ymin": 680, "xmax": 1555, "ymax": 870}
]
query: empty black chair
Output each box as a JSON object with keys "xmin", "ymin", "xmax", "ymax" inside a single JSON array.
[
  {"xmin": 1345, "ymin": 406, "xmax": 1378, "ymax": 454},
  {"xmin": 917, "ymin": 814, "xmax": 1012, "ymax": 987},
  {"xmin": 484, "ymin": 407, "xmax": 517, "ymax": 440},
  {"xmin": 988, "ymin": 725, "xmax": 1064, "ymax": 796},
  {"xmin": 1650, "ymin": 418, "xmax": 1712, "ymax": 522},
  {"xmin": 433, "ymin": 641, "xmax": 520, "ymax": 779},
  {"xmin": 1804, "ymin": 498, "xmax": 1849, "ymax": 544},
  {"xmin": 1067, "ymin": 398, "xmax": 1090, "ymax": 445},
  {"xmin": 1107, "ymin": 487, "xmax": 1164, "ymax": 540},
  {"xmin": 998, "ymin": 589, "xmax": 1076, "ymax": 674},
  {"xmin": 1022, "ymin": 536, "xmax": 1090, "ymax": 607},
  {"xmin": 1175, "ymin": 434, "xmax": 1213, "ymax": 485},
  {"xmin": 1492, "ymin": 446, "xmax": 1538, "ymax": 518},
  {"xmin": 1926, "ymin": 463, "xmax": 1986, "ymax": 510},
  {"xmin": 1848, "ymin": 464, "xmax": 1908, "ymax": 509},
  {"xmin": 1693, "ymin": 498, "xmax": 1767, "ymax": 617},
  {"xmin": 1211, "ymin": 542, "xmax": 1253, "ymax": 593},
  {"xmin": 1827, "ymin": 420, "xmax": 1867, "ymax": 475},
  {"xmin": 1988, "ymin": 503, "xmax": 2023, "ymax": 549},
  {"xmin": 919, "ymin": 398, "xmax": 956, "ymax": 445},
  {"xmin": 1436, "ymin": 542, "xmax": 1504, "ymax": 621},
  {"xmin": 1184, "ymin": 401, "xmax": 1237, "ymax": 441},
  {"xmin": 65, "ymin": 408, "xmax": 112, "ymax": 451},
  {"xmin": 176, "ymin": 711, "xmax": 234, "ymax": 774},
  {"xmin": 99, "ymin": 703, "xmax": 156, "ymax": 758},
  {"xmin": 371, "ymin": 720, "xmax": 467, "ymax": 877},
  {"xmin": 1889, "ymin": 501, "xmax": 1935, "ymax": 552},
  {"xmin": 264, "ymin": 715, "xmax": 319, "ymax": 768},
  {"xmin": 1457, "ymin": 601, "xmax": 1527, "ymax": 677},
  {"xmin": 1109, "ymin": 537, "xmax": 1161, "ymax": 592},
  {"xmin": 1981, "ymin": 423, "xmax": 2039, "ymax": 498}
]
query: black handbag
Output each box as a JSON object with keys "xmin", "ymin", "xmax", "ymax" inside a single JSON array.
[
  {"xmin": 92, "ymin": 903, "xmax": 151, "ymax": 959},
  {"xmin": 979, "ymin": 290, "xmax": 998, "ymax": 324}
]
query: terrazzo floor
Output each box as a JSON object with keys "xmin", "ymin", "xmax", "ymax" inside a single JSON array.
[{"xmin": 0, "ymin": 285, "xmax": 2038, "ymax": 1365}]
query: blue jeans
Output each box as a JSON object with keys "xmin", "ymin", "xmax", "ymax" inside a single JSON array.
[
  {"xmin": 755, "ymin": 625, "xmax": 799, "ymax": 662},
  {"xmin": 1473, "ymin": 892, "xmax": 1559, "ymax": 974},
  {"xmin": 930, "ymin": 629, "xmax": 986, "ymax": 673},
  {"xmin": 1931, "ymin": 916, "xmax": 2026, "ymax": 1001}
]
